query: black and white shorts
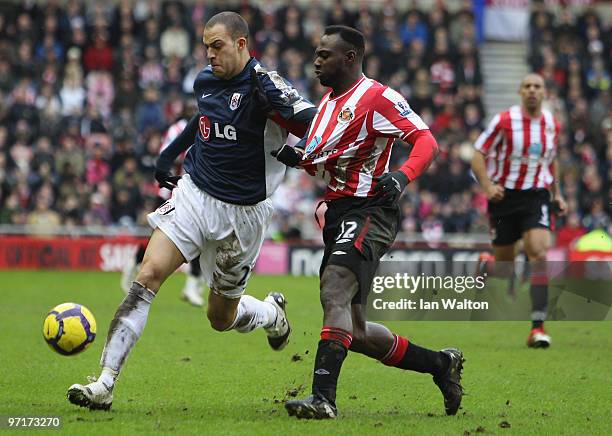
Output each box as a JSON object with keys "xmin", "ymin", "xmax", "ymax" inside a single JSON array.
[
  {"xmin": 488, "ymin": 188, "xmax": 552, "ymax": 246},
  {"xmin": 320, "ymin": 197, "xmax": 400, "ymax": 304}
]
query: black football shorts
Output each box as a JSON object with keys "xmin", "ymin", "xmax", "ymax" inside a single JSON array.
[
  {"xmin": 488, "ymin": 188, "xmax": 552, "ymax": 246},
  {"xmin": 320, "ymin": 197, "xmax": 400, "ymax": 304}
]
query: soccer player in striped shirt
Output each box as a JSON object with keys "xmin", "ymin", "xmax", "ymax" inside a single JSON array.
[
  {"xmin": 471, "ymin": 73, "xmax": 567, "ymax": 348},
  {"xmin": 273, "ymin": 25, "xmax": 464, "ymax": 419}
]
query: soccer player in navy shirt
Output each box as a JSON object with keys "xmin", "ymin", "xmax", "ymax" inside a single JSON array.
[{"xmin": 67, "ymin": 12, "xmax": 315, "ymax": 410}]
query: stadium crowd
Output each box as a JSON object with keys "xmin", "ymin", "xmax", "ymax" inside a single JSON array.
[{"xmin": 0, "ymin": 0, "xmax": 608, "ymax": 244}]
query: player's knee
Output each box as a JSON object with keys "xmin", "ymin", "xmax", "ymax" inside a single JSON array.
[
  {"xmin": 135, "ymin": 262, "xmax": 166, "ymax": 291},
  {"xmin": 206, "ymin": 308, "xmax": 234, "ymax": 332},
  {"xmin": 526, "ymin": 244, "xmax": 548, "ymax": 262},
  {"xmin": 320, "ymin": 265, "xmax": 356, "ymax": 311}
]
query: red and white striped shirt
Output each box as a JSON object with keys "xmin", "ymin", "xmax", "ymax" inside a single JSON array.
[
  {"xmin": 474, "ymin": 105, "xmax": 559, "ymax": 190},
  {"xmin": 299, "ymin": 76, "xmax": 429, "ymax": 200},
  {"xmin": 157, "ymin": 118, "xmax": 188, "ymax": 199}
]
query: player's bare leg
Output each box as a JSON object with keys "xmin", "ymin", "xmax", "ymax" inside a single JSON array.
[
  {"xmin": 350, "ymin": 304, "xmax": 464, "ymax": 416},
  {"xmin": 523, "ymin": 228, "xmax": 552, "ymax": 348},
  {"xmin": 68, "ymin": 229, "xmax": 185, "ymax": 410},
  {"xmin": 286, "ymin": 265, "xmax": 355, "ymax": 419},
  {"xmin": 206, "ymin": 281, "xmax": 290, "ymax": 350}
]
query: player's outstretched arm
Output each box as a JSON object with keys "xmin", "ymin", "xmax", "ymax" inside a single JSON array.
[{"xmin": 155, "ymin": 114, "xmax": 199, "ymax": 190}]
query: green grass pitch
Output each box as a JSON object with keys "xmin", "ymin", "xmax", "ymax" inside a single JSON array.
[{"xmin": 0, "ymin": 270, "xmax": 610, "ymax": 435}]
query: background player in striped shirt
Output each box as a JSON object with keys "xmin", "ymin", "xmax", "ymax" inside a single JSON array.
[
  {"xmin": 471, "ymin": 73, "xmax": 567, "ymax": 348},
  {"xmin": 274, "ymin": 25, "xmax": 464, "ymax": 420}
]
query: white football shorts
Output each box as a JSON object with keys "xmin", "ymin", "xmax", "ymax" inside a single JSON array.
[{"xmin": 147, "ymin": 173, "xmax": 273, "ymax": 298}]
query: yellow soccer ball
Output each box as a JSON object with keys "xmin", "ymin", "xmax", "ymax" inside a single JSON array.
[{"xmin": 43, "ymin": 303, "xmax": 97, "ymax": 356}]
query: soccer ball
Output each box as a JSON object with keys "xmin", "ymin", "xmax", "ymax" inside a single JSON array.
[{"xmin": 43, "ymin": 303, "xmax": 97, "ymax": 356}]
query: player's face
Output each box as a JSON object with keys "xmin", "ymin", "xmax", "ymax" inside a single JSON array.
[
  {"xmin": 519, "ymin": 74, "xmax": 545, "ymax": 112},
  {"xmin": 203, "ymin": 24, "xmax": 246, "ymax": 80},
  {"xmin": 313, "ymin": 34, "xmax": 349, "ymax": 88}
]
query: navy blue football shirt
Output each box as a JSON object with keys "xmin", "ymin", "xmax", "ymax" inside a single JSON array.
[{"xmin": 158, "ymin": 57, "xmax": 315, "ymax": 205}]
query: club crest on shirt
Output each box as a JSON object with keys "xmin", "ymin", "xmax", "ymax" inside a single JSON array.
[
  {"xmin": 229, "ymin": 93, "xmax": 242, "ymax": 111},
  {"xmin": 337, "ymin": 106, "xmax": 355, "ymax": 123}
]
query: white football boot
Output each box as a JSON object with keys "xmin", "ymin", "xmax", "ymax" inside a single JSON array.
[
  {"xmin": 67, "ymin": 376, "xmax": 113, "ymax": 410},
  {"xmin": 527, "ymin": 327, "xmax": 551, "ymax": 348},
  {"xmin": 181, "ymin": 275, "xmax": 205, "ymax": 307},
  {"xmin": 264, "ymin": 292, "xmax": 291, "ymax": 350},
  {"xmin": 120, "ymin": 260, "xmax": 140, "ymax": 295}
]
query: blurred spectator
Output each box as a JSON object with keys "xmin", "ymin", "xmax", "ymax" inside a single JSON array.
[
  {"xmin": 136, "ymin": 87, "xmax": 164, "ymax": 133},
  {"xmin": 399, "ymin": 10, "xmax": 428, "ymax": 47},
  {"xmin": 83, "ymin": 29, "xmax": 114, "ymax": 72},
  {"xmin": 160, "ymin": 5, "xmax": 190, "ymax": 60},
  {"xmin": 26, "ymin": 193, "xmax": 61, "ymax": 235},
  {"xmin": 60, "ymin": 48, "xmax": 86, "ymax": 116}
]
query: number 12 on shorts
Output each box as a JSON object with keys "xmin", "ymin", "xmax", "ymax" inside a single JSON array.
[{"xmin": 336, "ymin": 221, "xmax": 358, "ymax": 244}]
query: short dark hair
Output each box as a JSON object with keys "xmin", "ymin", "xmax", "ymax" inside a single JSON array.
[
  {"xmin": 205, "ymin": 11, "xmax": 249, "ymax": 40},
  {"xmin": 324, "ymin": 25, "xmax": 365, "ymax": 59}
]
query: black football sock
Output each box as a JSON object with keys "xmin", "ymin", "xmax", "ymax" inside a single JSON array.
[
  {"xmin": 311, "ymin": 327, "xmax": 352, "ymax": 405},
  {"xmin": 530, "ymin": 283, "xmax": 547, "ymax": 329},
  {"xmin": 530, "ymin": 261, "xmax": 548, "ymax": 329},
  {"xmin": 190, "ymin": 256, "xmax": 202, "ymax": 277},
  {"xmin": 381, "ymin": 335, "xmax": 448, "ymax": 376}
]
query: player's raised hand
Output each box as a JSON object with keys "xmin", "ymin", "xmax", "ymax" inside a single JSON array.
[
  {"xmin": 484, "ymin": 183, "xmax": 505, "ymax": 202},
  {"xmin": 373, "ymin": 171, "xmax": 409, "ymax": 206},
  {"xmin": 250, "ymin": 69, "xmax": 273, "ymax": 115},
  {"xmin": 271, "ymin": 144, "xmax": 304, "ymax": 167},
  {"xmin": 155, "ymin": 170, "xmax": 181, "ymax": 190}
]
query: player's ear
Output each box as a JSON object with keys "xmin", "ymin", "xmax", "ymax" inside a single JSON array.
[
  {"xmin": 237, "ymin": 36, "xmax": 247, "ymax": 50},
  {"xmin": 345, "ymin": 50, "xmax": 356, "ymax": 64}
]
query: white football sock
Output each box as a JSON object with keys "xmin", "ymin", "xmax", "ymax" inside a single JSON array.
[
  {"xmin": 99, "ymin": 281, "xmax": 155, "ymax": 386},
  {"xmin": 98, "ymin": 367, "xmax": 118, "ymax": 389},
  {"xmin": 229, "ymin": 295, "xmax": 277, "ymax": 333}
]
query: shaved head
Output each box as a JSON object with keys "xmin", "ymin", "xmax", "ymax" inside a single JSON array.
[
  {"xmin": 519, "ymin": 73, "xmax": 545, "ymax": 90},
  {"xmin": 519, "ymin": 73, "xmax": 546, "ymax": 116}
]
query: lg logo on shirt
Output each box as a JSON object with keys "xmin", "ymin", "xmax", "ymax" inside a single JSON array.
[{"xmin": 199, "ymin": 116, "xmax": 237, "ymax": 141}]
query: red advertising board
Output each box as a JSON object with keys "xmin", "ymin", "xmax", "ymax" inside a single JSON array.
[
  {"xmin": 0, "ymin": 236, "xmax": 147, "ymax": 271},
  {"xmin": 0, "ymin": 236, "xmax": 290, "ymax": 273}
]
